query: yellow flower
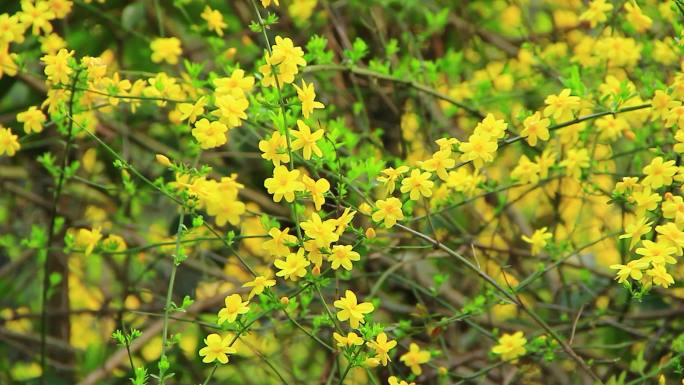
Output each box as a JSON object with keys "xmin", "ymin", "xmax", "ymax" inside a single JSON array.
[
  {"xmin": 421, "ymin": 150, "xmax": 454, "ymax": 181},
  {"xmin": 366, "ymin": 332, "xmax": 396, "ymax": 366},
  {"xmin": 261, "ymin": 0, "xmax": 280, "ymax": 7},
  {"xmin": 543, "ymin": 88, "xmax": 580, "ymax": 120},
  {"xmin": 511, "ymin": 155, "xmax": 540, "ymax": 185},
  {"xmin": 39, "ymin": 33, "xmax": 66, "ymax": 54},
  {"xmin": 288, "ymin": 0, "xmax": 318, "ymax": 21},
  {"xmin": 19, "ymin": 0, "xmax": 55, "ymax": 36},
  {"xmin": 521, "ymin": 227, "xmax": 551, "ymax": 255},
  {"xmin": 372, "ymin": 198, "xmax": 404, "ymax": 228},
  {"xmin": 294, "ymin": 80, "xmax": 325, "ymax": 118},
  {"xmin": 400, "ymin": 169, "xmax": 433, "ymax": 200},
  {"xmin": 300, "ymin": 212, "xmax": 339, "ymax": 247},
  {"xmin": 274, "ymin": 248, "xmax": 310, "ymax": 281},
  {"xmin": 334, "ymin": 207, "xmax": 356, "ymax": 235},
  {"xmin": 474, "ymin": 113, "xmax": 507, "ymax": 139},
  {"xmin": 264, "ymin": 166, "xmax": 304, "ymax": 203},
  {"xmin": 214, "ymin": 69, "xmax": 255, "ymax": 97},
  {"xmin": 619, "ymin": 217, "xmax": 652, "ymax": 249},
  {"xmin": 560, "ymin": 148, "xmax": 590, "ymax": 180},
  {"xmin": 520, "ymin": 111, "xmax": 550, "ymax": 146},
  {"xmin": 41, "ymin": 48, "xmax": 73, "ymax": 85},
  {"xmin": 333, "ymin": 332, "xmax": 364, "ymax": 348},
  {"xmin": 492, "ymin": 332, "xmax": 527, "ymax": 362},
  {"xmin": 377, "ymin": 166, "xmax": 409, "ymax": 194},
  {"xmin": 192, "ymin": 118, "xmax": 228, "ymax": 149},
  {"xmin": 48, "ymin": 0, "xmax": 73, "ymax": 19},
  {"xmin": 388, "ymin": 376, "xmax": 415, "ymax": 385},
  {"xmin": 0, "ymin": 127, "xmax": 20, "ymax": 157},
  {"xmin": 201, "ymin": 6, "xmax": 227, "ymax": 36},
  {"xmin": 259, "ymin": 131, "xmax": 290, "ymax": 166},
  {"xmin": 150, "ymin": 37, "xmax": 182, "ymax": 65},
  {"xmin": 302, "ymin": 175, "xmax": 330, "ymax": 210},
  {"xmin": 217, "ymin": 294, "xmax": 250, "ymax": 324},
  {"xmin": 655, "ymin": 222, "xmax": 684, "ymax": 256},
  {"xmin": 212, "ymin": 94, "xmax": 249, "ymax": 128},
  {"xmin": 610, "ymin": 260, "xmax": 649, "ymax": 284},
  {"xmin": 624, "ymin": 2, "xmax": 652, "ymax": 33},
  {"xmin": 291, "ymin": 120, "xmax": 324, "ymax": 160},
  {"xmin": 579, "ymin": 0, "xmax": 613, "ymax": 28},
  {"xmin": 178, "ymin": 97, "xmax": 207, "ymax": 123},
  {"xmin": 459, "ymin": 132, "xmax": 498, "ymax": 168},
  {"xmin": 662, "ymin": 196, "xmax": 684, "ymax": 228},
  {"xmin": 631, "ymin": 187, "xmax": 661, "ymax": 215},
  {"xmin": 198, "ymin": 334, "xmax": 236, "ymax": 364},
  {"xmin": 399, "ymin": 343, "xmax": 430, "ymax": 375},
  {"xmin": 642, "ymin": 157, "xmax": 677, "ymax": 189},
  {"xmin": 75, "ymin": 227, "xmax": 103, "ymax": 256},
  {"xmin": 271, "ymin": 35, "xmax": 307, "ymax": 67},
  {"xmin": 635, "ymin": 240, "xmax": 676, "ymax": 266},
  {"xmin": 243, "ymin": 275, "xmax": 276, "ymax": 299},
  {"xmin": 334, "ymin": 290, "xmax": 374, "ymax": 328},
  {"xmin": 263, "ymin": 227, "xmax": 297, "ymax": 257},
  {"xmin": 651, "ymin": 91, "xmax": 676, "ymax": 121},
  {"xmin": 647, "ymin": 265, "xmax": 675, "ymax": 288},
  {"xmin": 328, "ymin": 244, "xmax": 360, "ymax": 271}
]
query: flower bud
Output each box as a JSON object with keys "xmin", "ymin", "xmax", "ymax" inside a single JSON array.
[
  {"xmin": 155, "ymin": 154, "xmax": 172, "ymax": 167},
  {"xmin": 365, "ymin": 227, "xmax": 376, "ymax": 239},
  {"xmin": 279, "ymin": 296, "xmax": 289, "ymax": 305}
]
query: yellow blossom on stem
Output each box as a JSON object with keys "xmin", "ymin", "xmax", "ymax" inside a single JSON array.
[
  {"xmin": 17, "ymin": 106, "xmax": 46, "ymax": 134},
  {"xmin": 333, "ymin": 332, "xmax": 364, "ymax": 348},
  {"xmin": 579, "ymin": 0, "xmax": 614, "ymax": 28},
  {"xmin": 421, "ymin": 150, "xmax": 454, "ymax": 181},
  {"xmin": 334, "ymin": 290, "xmax": 374, "ymax": 328},
  {"xmin": 199, "ymin": 334, "xmax": 236, "ymax": 364},
  {"xmin": 19, "ymin": 0, "xmax": 55, "ymax": 36},
  {"xmin": 474, "ymin": 113, "xmax": 507, "ymax": 139},
  {"xmin": 264, "ymin": 165, "xmax": 304, "ymax": 203},
  {"xmin": 291, "ymin": 120, "xmax": 324, "ymax": 160},
  {"xmin": 212, "ymin": 94, "xmax": 249, "ymax": 128},
  {"xmin": 328, "ymin": 244, "xmax": 360, "ymax": 271},
  {"xmin": 217, "ymin": 294, "xmax": 249, "ymax": 324},
  {"xmin": 201, "ymin": 6, "xmax": 227, "ymax": 36},
  {"xmin": 75, "ymin": 227, "xmax": 102, "ymax": 256},
  {"xmin": 520, "ymin": 111, "xmax": 550, "ymax": 146},
  {"xmin": 259, "ymin": 131, "xmax": 290, "ymax": 166},
  {"xmin": 150, "ymin": 37, "xmax": 182, "ymax": 65},
  {"xmin": 377, "ymin": 166, "xmax": 409, "ymax": 194},
  {"xmin": 543, "ymin": 88, "xmax": 580, "ymax": 120},
  {"xmin": 635, "ymin": 240, "xmax": 676, "ymax": 266},
  {"xmin": 399, "ymin": 343, "xmax": 430, "ymax": 375},
  {"xmin": 619, "ymin": 217, "xmax": 652, "ymax": 249},
  {"xmin": 243, "ymin": 275, "xmax": 276, "ymax": 299},
  {"xmin": 178, "ymin": 97, "xmax": 207, "ymax": 123},
  {"xmin": 610, "ymin": 260, "xmax": 649, "ymax": 284},
  {"xmin": 366, "ymin": 332, "xmax": 396, "ymax": 366},
  {"xmin": 41, "ymin": 48, "xmax": 73, "ymax": 85},
  {"xmin": 274, "ymin": 248, "xmax": 310, "ymax": 281},
  {"xmin": 294, "ymin": 80, "xmax": 325, "ymax": 118},
  {"xmin": 192, "ymin": 118, "xmax": 228, "ymax": 149},
  {"xmin": 459, "ymin": 132, "xmax": 498, "ymax": 168},
  {"xmin": 647, "ymin": 265, "xmax": 675, "ymax": 288},
  {"xmin": 263, "ymin": 227, "xmax": 297, "ymax": 257},
  {"xmin": 300, "ymin": 212, "xmax": 339, "ymax": 247},
  {"xmin": 302, "ymin": 175, "xmax": 330, "ymax": 210},
  {"xmin": 521, "ymin": 227, "xmax": 551, "ymax": 255},
  {"xmin": 400, "ymin": 169, "xmax": 433, "ymax": 200},
  {"xmin": 372, "ymin": 197, "xmax": 404, "ymax": 228},
  {"xmin": 491, "ymin": 331, "xmax": 527, "ymax": 361},
  {"xmin": 642, "ymin": 157, "xmax": 677, "ymax": 189},
  {"xmin": 0, "ymin": 127, "xmax": 20, "ymax": 157}
]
